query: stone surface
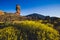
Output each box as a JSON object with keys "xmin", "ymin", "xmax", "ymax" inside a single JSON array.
[
  {"xmin": 16, "ymin": 4, "xmax": 20, "ymax": 16},
  {"xmin": 0, "ymin": 11, "xmax": 4, "ymax": 15}
]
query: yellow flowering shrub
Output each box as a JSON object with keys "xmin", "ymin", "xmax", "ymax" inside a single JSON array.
[
  {"xmin": 0, "ymin": 20, "xmax": 60, "ymax": 40},
  {"xmin": 13, "ymin": 20, "xmax": 60, "ymax": 40}
]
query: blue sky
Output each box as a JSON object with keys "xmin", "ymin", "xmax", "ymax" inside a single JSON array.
[{"xmin": 0, "ymin": 0, "xmax": 60, "ymax": 17}]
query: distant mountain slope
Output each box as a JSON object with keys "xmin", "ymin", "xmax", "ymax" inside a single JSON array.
[
  {"xmin": 25, "ymin": 13, "xmax": 60, "ymax": 21},
  {"xmin": 26, "ymin": 13, "xmax": 46, "ymax": 20}
]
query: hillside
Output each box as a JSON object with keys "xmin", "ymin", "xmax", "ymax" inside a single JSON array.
[
  {"xmin": 0, "ymin": 12, "xmax": 60, "ymax": 32},
  {"xmin": 0, "ymin": 12, "xmax": 60, "ymax": 40},
  {"xmin": 25, "ymin": 13, "xmax": 60, "ymax": 33}
]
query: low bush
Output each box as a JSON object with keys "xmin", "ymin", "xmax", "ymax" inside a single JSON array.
[{"xmin": 0, "ymin": 21, "xmax": 60, "ymax": 40}]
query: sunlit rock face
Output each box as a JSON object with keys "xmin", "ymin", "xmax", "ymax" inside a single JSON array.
[
  {"xmin": 0, "ymin": 11, "xmax": 4, "ymax": 15},
  {"xmin": 15, "ymin": 4, "xmax": 20, "ymax": 16}
]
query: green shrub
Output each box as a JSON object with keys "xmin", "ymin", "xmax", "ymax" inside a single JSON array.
[
  {"xmin": 0, "ymin": 21, "xmax": 60, "ymax": 40},
  {"xmin": 0, "ymin": 27, "xmax": 19, "ymax": 40},
  {"xmin": 13, "ymin": 21, "xmax": 60, "ymax": 40}
]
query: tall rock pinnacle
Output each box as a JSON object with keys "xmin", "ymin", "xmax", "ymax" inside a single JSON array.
[{"xmin": 16, "ymin": 4, "xmax": 20, "ymax": 16}]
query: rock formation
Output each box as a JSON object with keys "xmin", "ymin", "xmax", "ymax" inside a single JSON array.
[
  {"xmin": 0, "ymin": 11, "xmax": 4, "ymax": 15},
  {"xmin": 0, "ymin": 4, "xmax": 20, "ymax": 16},
  {"xmin": 15, "ymin": 4, "xmax": 20, "ymax": 16}
]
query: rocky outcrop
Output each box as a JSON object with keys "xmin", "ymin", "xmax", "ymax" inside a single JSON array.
[
  {"xmin": 15, "ymin": 4, "xmax": 20, "ymax": 16},
  {"xmin": 0, "ymin": 11, "xmax": 4, "ymax": 15}
]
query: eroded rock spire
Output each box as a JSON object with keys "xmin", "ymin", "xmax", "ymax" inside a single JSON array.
[{"xmin": 16, "ymin": 4, "xmax": 20, "ymax": 16}]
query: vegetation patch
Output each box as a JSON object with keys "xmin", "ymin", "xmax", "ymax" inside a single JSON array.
[{"xmin": 0, "ymin": 21, "xmax": 60, "ymax": 40}]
